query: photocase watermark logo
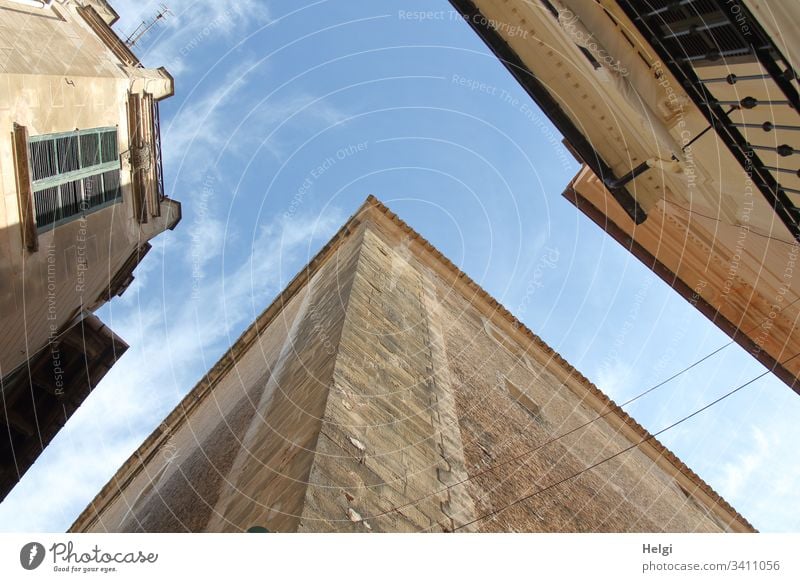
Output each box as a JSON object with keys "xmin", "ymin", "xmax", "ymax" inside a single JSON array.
[
  {"xmin": 558, "ymin": 8, "xmax": 628, "ymax": 76},
  {"xmin": 20, "ymin": 542, "xmax": 46, "ymax": 570},
  {"xmin": 14, "ymin": 540, "xmax": 159, "ymax": 575}
]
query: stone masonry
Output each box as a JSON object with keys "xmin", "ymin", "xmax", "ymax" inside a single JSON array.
[{"xmin": 70, "ymin": 197, "xmax": 754, "ymax": 533}]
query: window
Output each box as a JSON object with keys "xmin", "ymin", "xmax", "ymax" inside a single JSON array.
[
  {"xmin": 28, "ymin": 127, "xmax": 122, "ymax": 230},
  {"xmin": 483, "ymin": 318, "xmax": 537, "ymax": 372},
  {"xmin": 504, "ymin": 376, "xmax": 542, "ymax": 420}
]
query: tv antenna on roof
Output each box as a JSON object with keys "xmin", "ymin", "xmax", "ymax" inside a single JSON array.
[{"xmin": 125, "ymin": 4, "xmax": 172, "ymax": 48}]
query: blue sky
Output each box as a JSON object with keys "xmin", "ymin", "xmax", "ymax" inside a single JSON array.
[{"xmin": 1, "ymin": 0, "xmax": 798, "ymax": 532}]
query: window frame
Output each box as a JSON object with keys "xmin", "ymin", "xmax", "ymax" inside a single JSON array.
[
  {"xmin": 28, "ymin": 126, "xmax": 123, "ymax": 232},
  {"xmin": 503, "ymin": 376, "xmax": 543, "ymax": 421}
]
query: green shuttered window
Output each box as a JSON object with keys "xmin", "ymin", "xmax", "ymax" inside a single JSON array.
[{"xmin": 28, "ymin": 127, "xmax": 122, "ymax": 230}]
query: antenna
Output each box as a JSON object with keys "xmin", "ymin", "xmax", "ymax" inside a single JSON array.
[{"xmin": 124, "ymin": 4, "xmax": 172, "ymax": 48}]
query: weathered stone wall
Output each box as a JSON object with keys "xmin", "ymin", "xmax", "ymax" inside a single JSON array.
[
  {"xmin": 326, "ymin": 217, "xmax": 731, "ymax": 533},
  {"xmin": 74, "ymin": 201, "xmax": 747, "ymax": 532},
  {"xmin": 0, "ymin": 2, "xmax": 174, "ymax": 377},
  {"xmin": 304, "ymin": 218, "xmax": 736, "ymax": 531},
  {"xmin": 79, "ymin": 227, "xmax": 364, "ymax": 532},
  {"xmin": 433, "ymin": 272, "xmax": 729, "ymax": 532},
  {"xmin": 299, "ymin": 227, "xmax": 476, "ymax": 532}
]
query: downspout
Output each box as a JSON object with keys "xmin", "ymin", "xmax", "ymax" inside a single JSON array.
[{"xmin": 603, "ymin": 157, "xmax": 687, "ymax": 189}]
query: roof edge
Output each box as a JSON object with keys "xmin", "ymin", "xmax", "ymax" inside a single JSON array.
[
  {"xmin": 69, "ymin": 196, "xmax": 378, "ymax": 531},
  {"xmin": 70, "ymin": 194, "xmax": 755, "ymax": 532},
  {"xmin": 565, "ymin": 165, "xmax": 800, "ymax": 396},
  {"xmin": 364, "ymin": 196, "xmax": 755, "ymax": 533}
]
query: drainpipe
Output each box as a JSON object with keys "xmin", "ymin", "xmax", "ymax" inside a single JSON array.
[{"xmin": 603, "ymin": 157, "xmax": 686, "ymax": 189}]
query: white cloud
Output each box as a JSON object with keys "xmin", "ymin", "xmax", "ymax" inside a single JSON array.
[
  {"xmin": 711, "ymin": 421, "xmax": 800, "ymax": 532},
  {"xmin": 596, "ymin": 359, "xmax": 637, "ymax": 401},
  {"xmin": 189, "ymin": 208, "xmax": 346, "ymax": 347},
  {"xmin": 111, "ymin": 0, "xmax": 271, "ymax": 75},
  {"xmin": 160, "ymin": 59, "xmax": 352, "ymax": 186},
  {"xmin": 718, "ymin": 427, "xmax": 770, "ymax": 498},
  {"xmin": 161, "ymin": 57, "xmax": 261, "ymax": 169},
  {"xmin": 187, "ymin": 214, "xmax": 226, "ymax": 277},
  {"xmin": 108, "ymin": 0, "xmax": 350, "ymax": 177},
  {"xmin": 108, "ymin": 2, "xmax": 353, "ymax": 190}
]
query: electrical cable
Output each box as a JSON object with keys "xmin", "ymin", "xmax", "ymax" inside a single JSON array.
[
  {"xmin": 361, "ymin": 292, "xmax": 800, "ymax": 528},
  {"xmin": 453, "ymin": 349, "xmax": 800, "ymax": 531},
  {"xmin": 664, "ymin": 199, "xmax": 799, "ymax": 246}
]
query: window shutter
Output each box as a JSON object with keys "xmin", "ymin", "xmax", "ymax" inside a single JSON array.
[{"xmin": 27, "ymin": 127, "xmax": 122, "ymax": 230}]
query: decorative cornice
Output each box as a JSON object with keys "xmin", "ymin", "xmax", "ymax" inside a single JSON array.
[{"xmin": 76, "ymin": 4, "xmax": 139, "ymax": 68}]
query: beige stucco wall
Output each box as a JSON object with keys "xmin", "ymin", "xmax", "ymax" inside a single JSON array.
[{"xmin": 0, "ymin": 0, "xmax": 174, "ymax": 378}]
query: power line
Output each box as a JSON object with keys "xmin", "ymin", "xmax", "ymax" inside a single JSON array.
[
  {"xmin": 370, "ymin": 340, "xmax": 724, "ymax": 522},
  {"xmin": 362, "ymin": 294, "xmax": 800, "ymax": 528},
  {"xmin": 453, "ymin": 349, "xmax": 800, "ymax": 531},
  {"xmin": 663, "ymin": 198, "xmax": 799, "ymax": 246}
]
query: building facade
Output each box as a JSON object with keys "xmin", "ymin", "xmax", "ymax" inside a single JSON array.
[
  {"xmin": 448, "ymin": 0, "xmax": 800, "ymax": 393},
  {"xmin": 0, "ymin": 0, "xmax": 180, "ymax": 500},
  {"xmin": 71, "ymin": 197, "xmax": 751, "ymax": 533}
]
